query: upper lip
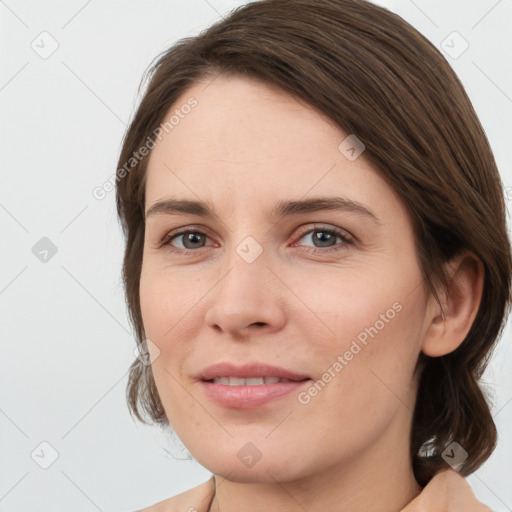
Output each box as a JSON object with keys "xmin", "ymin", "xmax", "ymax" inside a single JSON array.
[{"xmin": 197, "ymin": 362, "xmax": 311, "ymax": 381}]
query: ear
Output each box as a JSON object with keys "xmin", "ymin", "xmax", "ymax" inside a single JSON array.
[{"xmin": 421, "ymin": 251, "xmax": 484, "ymax": 357}]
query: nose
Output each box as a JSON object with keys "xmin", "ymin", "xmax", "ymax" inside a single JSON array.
[{"xmin": 204, "ymin": 245, "xmax": 287, "ymax": 338}]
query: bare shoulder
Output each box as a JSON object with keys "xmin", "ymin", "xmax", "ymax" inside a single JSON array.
[{"xmin": 136, "ymin": 477, "xmax": 215, "ymax": 512}]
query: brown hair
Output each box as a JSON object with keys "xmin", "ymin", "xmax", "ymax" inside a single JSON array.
[{"xmin": 115, "ymin": 0, "xmax": 512, "ymax": 487}]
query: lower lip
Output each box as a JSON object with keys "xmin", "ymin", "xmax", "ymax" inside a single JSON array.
[{"xmin": 199, "ymin": 380, "xmax": 311, "ymax": 409}]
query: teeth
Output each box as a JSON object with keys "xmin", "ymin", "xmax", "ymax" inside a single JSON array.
[
  {"xmin": 211, "ymin": 376, "xmax": 294, "ymax": 386},
  {"xmin": 246, "ymin": 377, "xmax": 265, "ymax": 385}
]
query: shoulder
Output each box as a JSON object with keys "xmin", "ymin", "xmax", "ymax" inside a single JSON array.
[{"xmin": 136, "ymin": 476, "xmax": 215, "ymax": 512}]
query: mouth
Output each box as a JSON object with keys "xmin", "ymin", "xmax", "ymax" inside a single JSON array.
[
  {"xmin": 205, "ymin": 376, "xmax": 310, "ymax": 386},
  {"xmin": 197, "ymin": 363, "xmax": 312, "ymax": 409},
  {"xmin": 199, "ymin": 377, "xmax": 312, "ymax": 409},
  {"xmin": 196, "ymin": 362, "xmax": 312, "ymax": 409},
  {"xmin": 197, "ymin": 361, "xmax": 311, "ymax": 382}
]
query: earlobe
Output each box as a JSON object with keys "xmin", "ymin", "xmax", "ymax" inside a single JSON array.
[{"xmin": 421, "ymin": 252, "xmax": 484, "ymax": 357}]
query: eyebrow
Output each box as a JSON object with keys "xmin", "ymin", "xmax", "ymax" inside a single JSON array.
[{"xmin": 145, "ymin": 196, "xmax": 381, "ymax": 225}]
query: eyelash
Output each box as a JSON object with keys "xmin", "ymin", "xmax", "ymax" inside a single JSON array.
[{"xmin": 158, "ymin": 224, "xmax": 354, "ymax": 256}]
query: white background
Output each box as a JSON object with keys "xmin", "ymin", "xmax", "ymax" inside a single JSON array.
[{"xmin": 0, "ymin": 1, "xmax": 511, "ymax": 511}]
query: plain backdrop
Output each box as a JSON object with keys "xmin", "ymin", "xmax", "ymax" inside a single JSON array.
[{"xmin": 0, "ymin": 1, "xmax": 511, "ymax": 511}]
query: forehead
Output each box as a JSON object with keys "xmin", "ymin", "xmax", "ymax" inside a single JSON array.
[
  {"xmin": 144, "ymin": 74, "xmax": 405, "ymax": 224},
  {"xmin": 151, "ymin": 75, "xmax": 343, "ymax": 167}
]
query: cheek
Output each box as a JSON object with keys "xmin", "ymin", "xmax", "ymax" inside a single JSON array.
[
  {"xmin": 285, "ymin": 267, "xmax": 403, "ymax": 348},
  {"xmin": 139, "ymin": 266, "xmax": 201, "ymax": 339},
  {"xmin": 290, "ymin": 266, "xmax": 426, "ymax": 403},
  {"xmin": 139, "ymin": 272, "xmax": 199, "ymax": 424},
  {"xmin": 139, "ymin": 271, "xmax": 197, "ymax": 385}
]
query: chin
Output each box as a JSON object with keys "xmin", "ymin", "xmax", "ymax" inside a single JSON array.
[
  {"xmin": 206, "ymin": 464, "xmax": 301, "ymax": 484},
  {"xmin": 193, "ymin": 446, "xmax": 313, "ymax": 484}
]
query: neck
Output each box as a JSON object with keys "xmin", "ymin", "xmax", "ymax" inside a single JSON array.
[
  {"xmin": 209, "ymin": 411, "xmax": 421, "ymax": 512},
  {"xmin": 210, "ymin": 466, "xmax": 421, "ymax": 512},
  {"xmin": 211, "ymin": 465, "xmax": 420, "ymax": 512}
]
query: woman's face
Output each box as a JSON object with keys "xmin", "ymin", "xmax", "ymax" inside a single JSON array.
[{"xmin": 140, "ymin": 74, "xmax": 433, "ymax": 482}]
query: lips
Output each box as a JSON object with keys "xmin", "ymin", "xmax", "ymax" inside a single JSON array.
[
  {"xmin": 197, "ymin": 362, "xmax": 311, "ymax": 382},
  {"xmin": 196, "ymin": 362, "xmax": 312, "ymax": 409}
]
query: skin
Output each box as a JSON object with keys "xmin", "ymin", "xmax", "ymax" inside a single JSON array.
[{"xmin": 139, "ymin": 74, "xmax": 485, "ymax": 512}]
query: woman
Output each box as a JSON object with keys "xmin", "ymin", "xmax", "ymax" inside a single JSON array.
[{"xmin": 115, "ymin": 0, "xmax": 511, "ymax": 510}]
